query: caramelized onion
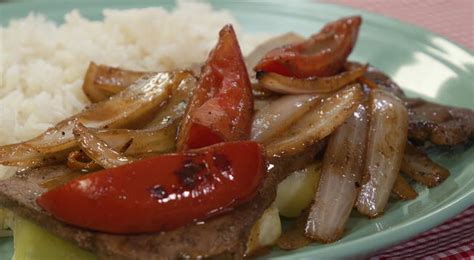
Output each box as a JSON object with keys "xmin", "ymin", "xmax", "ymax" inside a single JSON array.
[
  {"xmin": 400, "ymin": 143, "xmax": 450, "ymax": 187},
  {"xmin": 90, "ymin": 122, "xmax": 178, "ymax": 156},
  {"xmin": 251, "ymin": 94, "xmax": 321, "ymax": 142},
  {"xmin": 144, "ymin": 74, "xmax": 196, "ymax": 129},
  {"xmin": 66, "ymin": 150, "xmax": 101, "ymax": 171},
  {"xmin": 391, "ymin": 174, "xmax": 418, "ymax": 200},
  {"xmin": 266, "ymin": 84, "xmax": 363, "ymax": 157},
  {"xmin": 0, "ymin": 147, "xmax": 72, "ymax": 169},
  {"xmin": 305, "ymin": 104, "xmax": 368, "ymax": 243},
  {"xmin": 356, "ymin": 89, "xmax": 408, "ymax": 218},
  {"xmin": 257, "ymin": 64, "xmax": 367, "ymax": 94},
  {"xmin": 82, "ymin": 62, "xmax": 150, "ymax": 103},
  {"xmin": 252, "ymin": 87, "xmax": 277, "ymax": 99},
  {"xmin": 0, "ymin": 71, "xmax": 192, "ymax": 168},
  {"xmin": 88, "ymin": 75, "xmax": 196, "ymax": 157},
  {"xmin": 73, "ymin": 123, "xmax": 134, "ymax": 169}
]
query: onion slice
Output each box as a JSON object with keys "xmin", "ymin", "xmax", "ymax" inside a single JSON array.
[
  {"xmin": 144, "ymin": 74, "xmax": 196, "ymax": 129},
  {"xmin": 90, "ymin": 122, "xmax": 178, "ymax": 157},
  {"xmin": 400, "ymin": 143, "xmax": 450, "ymax": 187},
  {"xmin": 253, "ymin": 96, "xmax": 279, "ymax": 112},
  {"xmin": 257, "ymin": 64, "xmax": 367, "ymax": 94},
  {"xmin": 266, "ymin": 83, "xmax": 363, "ymax": 157},
  {"xmin": 66, "ymin": 150, "xmax": 101, "ymax": 171},
  {"xmin": 73, "ymin": 123, "xmax": 134, "ymax": 169},
  {"xmin": 356, "ymin": 89, "xmax": 408, "ymax": 218},
  {"xmin": 251, "ymin": 94, "xmax": 321, "ymax": 142},
  {"xmin": 0, "ymin": 147, "xmax": 72, "ymax": 168},
  {"xmin": 82, "ymin": 62, "xmax": 150, "ymax": 103},
  {"xmin": 391, "ymin": 174, "xmax": 418, "ymax": 200},
  {"xmin": 305, "ymin": 104, "xmax": 368, "ymax": 243},
  {"xmin": 0, "ymin": 71, "xmax": 192, "ymax": 168}
]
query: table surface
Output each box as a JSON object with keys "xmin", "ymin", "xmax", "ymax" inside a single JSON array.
[
  {"xmin": 320, "ymin": 1, "xmax": 474, "ymax": 258},
  {"xmin": 322, "ymin": 0, "xmax": 474, "ymax": 51}
]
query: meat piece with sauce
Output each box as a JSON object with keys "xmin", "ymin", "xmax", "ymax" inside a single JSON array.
[
  {"xmin": 364, "ymin": 66, "xmax": 474, "ymax": 146},
  {"xmin": 0, "ymin": 166, "xmax": 276, "ymax": 259},
  {"xmin": 0, "ymin": 142, "xmax": 323, "ymax": 259}
]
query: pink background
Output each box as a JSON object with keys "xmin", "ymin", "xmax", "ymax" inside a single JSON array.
[{"xmin": 322, "ymin": 0, "xmax": 474, "ymax": 50}]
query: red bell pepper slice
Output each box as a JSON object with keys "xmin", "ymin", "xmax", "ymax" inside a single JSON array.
[
  {"xmin": 254, "ymin": 16, "xmax": 362, "ymax": 78},
  {"xmin": 177, "ymin": 24, "xmax": 253, "ymax": 151},
  {"xmin": 37, "ymin": 141, "xmax": 265, "ymax": 234}
]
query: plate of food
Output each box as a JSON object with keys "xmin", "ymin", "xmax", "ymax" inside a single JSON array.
[{"xmin": 0, "ymin": 0, "xmax": 473, "ymax": 259}]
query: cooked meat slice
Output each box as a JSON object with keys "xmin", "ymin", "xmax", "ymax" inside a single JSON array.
[
  {"xmin": 391, "ymin": 174, "xmax": 418, "ymax": 200},
  {"xmin": 364, "ymin": 66, "xmax": 474, "ymax": 146},
  {"xmin": 0, "ymin": 166, "xmax": 276, "ymax": 259},
  {"xmin": 0, "ymin": 141, "xmax": 324, "ymax": 259},
  {"xmin": 406, "ymin": 98, "xmax": 474, "ymax": 145},
  {"xmin": 268, "ymin": 140, "xmax": 327, "ymax": 183},
  {"xmin": 401, "ymin": 142, "xmax": 450, "ymax": 187},
  {"xmin": 363, "ymin": 66, "xmax": 406, "ymax": 98}
]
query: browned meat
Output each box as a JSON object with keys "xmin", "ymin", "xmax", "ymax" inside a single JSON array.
[
  {"xmin": 363, "ymin": 66, "xmax": 406, "ymax": 98},
  {"xmin": 406, "ymin": 98, "xmax": 474, "ymax": 146},
  {"xmin": 0, "ymin": 141, "xmax": 324, "ymax": 259},
  {"xmin": 0, "ymin": 166, "xmax": 276, "ymax": 259},
  {"xmin": 400, "ymin": 142, "xmax": 450, "ymax": 187},
  {"xmin": 391, "ymin": 175, "xmax": 418, "ymax": 200},
  {"xmin": 364, "ymin": 66, "xmax": 474, "ymax": 146}
]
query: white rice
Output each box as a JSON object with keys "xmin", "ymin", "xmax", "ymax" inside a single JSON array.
[{"xmin": 0, "ymin": 1, "xmax": 266, "ymax": 178}]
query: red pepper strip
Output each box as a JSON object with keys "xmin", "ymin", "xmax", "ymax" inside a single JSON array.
[
  {"xmin": 254, "ymin": 16, "xmax": 362, "ymax": 78},
  {"xmin": 177, "ymin": 24, "xmax": 253, "ymax": 151},
  {"xmin": 37, "ymin": 141, "xmax": 265, "ymax": 234}
]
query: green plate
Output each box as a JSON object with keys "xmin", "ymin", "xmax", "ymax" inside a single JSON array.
[{"xmin": 1, "ymin": 0, "xmax": 473, "ymax": 259}]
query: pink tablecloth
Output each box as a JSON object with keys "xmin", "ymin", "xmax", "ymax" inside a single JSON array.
[
  {"xmin": 323, "ymin": 0, "xmax": 474, "ymax": 50},
  {"xmin": 321, "ymin": 0, "xmax": 474, "ymax": 258},
  {"xmin": 371, "ymin": 206, "xmax": 474, "ymax": 259}
]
